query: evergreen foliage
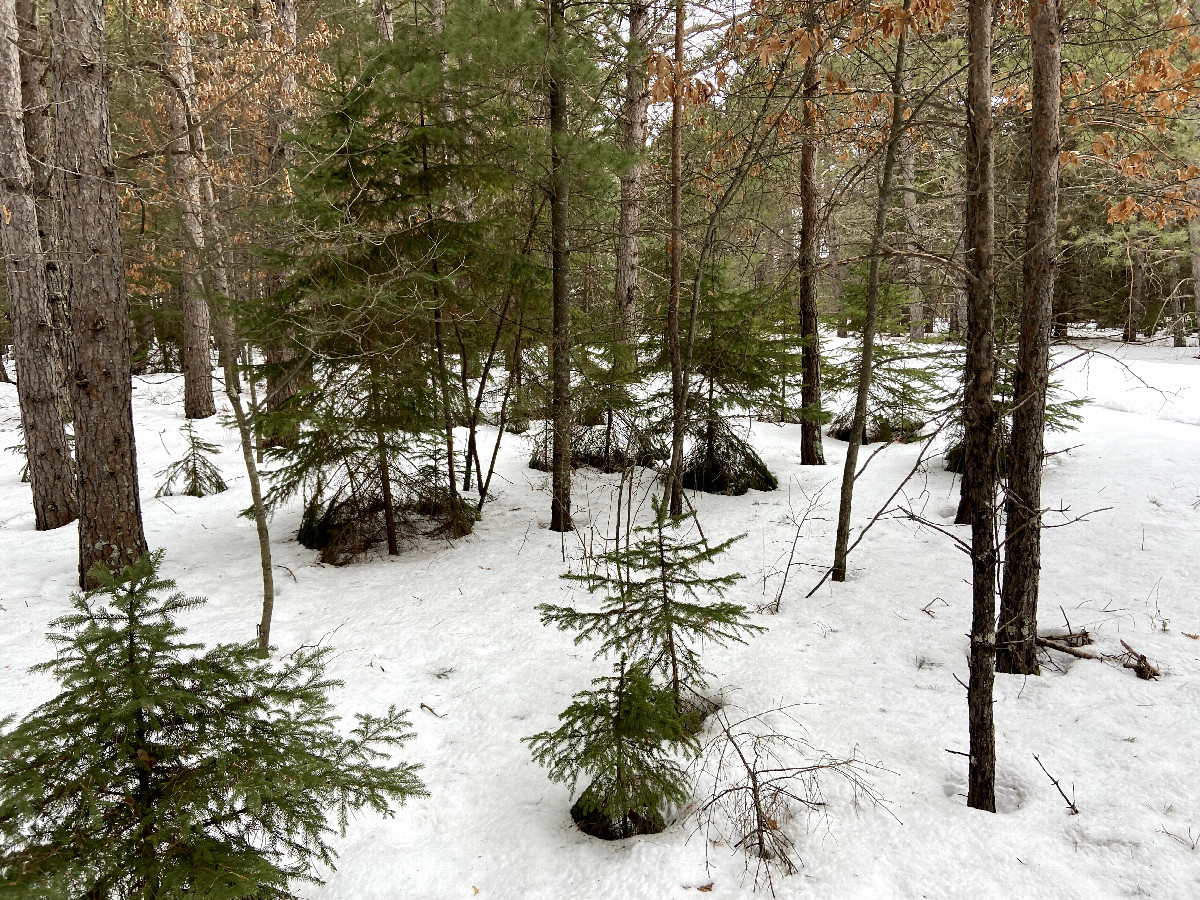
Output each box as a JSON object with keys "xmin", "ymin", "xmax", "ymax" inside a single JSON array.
[
  {"xmin": 155, "ymin": 422, "xmax": 227, "ymax": 498},
  {"xmin": 528, "ymin": 497, "xmax": 759, "ymax": 838},
  {"xmin": 526, "ymin": 662, "xmax": 694, "ymax": 840},
  {"xmin": 541, "ymin": 496, "xmax": 760, "ymax": 709},
  {"xmin": 0, "ymin": 553, "xmax": 425, "ymax": 899}
]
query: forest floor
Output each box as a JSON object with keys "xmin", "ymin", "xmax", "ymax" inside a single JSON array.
[{"xmin": 2, "ymin": 335, "xmax": 1199, "ymax": 900}]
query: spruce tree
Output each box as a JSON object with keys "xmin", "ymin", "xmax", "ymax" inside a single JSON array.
[
  {"xmin": 155, "ymin": 422, "xmax": 228, "ymax": 498},
  {"xmin": 540, "ymin": 496, "xmax": 761, "ymax": 713},
  {"xmin": 529, "ymin": 497, "xmax": 758, "ymax": 837},
  {"xmin": 526, "ymin": 661, "xmax": 694, "ymax": 839},
  {"xmin": 0, "ymin": 552, "xmax": 425, "ymax": 899}
]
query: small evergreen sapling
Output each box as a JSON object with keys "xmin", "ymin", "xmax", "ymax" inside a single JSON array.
[
  {"xmin": 526, "ymin": 661, "xmax": 694, "ymax": 839},
  {"xmin": 541, "ymin": 496, "xmax": 761, "ymax": 717},
  {"xmin": 0, "ymin": 553, "xmax": 425, "ymax": 899},
  {"xmin": 528, "ymin": 498, "xmax": 759, "ymax": 838},
  {"xmin": 155, "ymin": 422, "xmax": 228, "ymax": 497}
]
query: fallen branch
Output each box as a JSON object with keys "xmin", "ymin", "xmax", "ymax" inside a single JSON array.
[
  {"xmin": 1033, "ymin": 753, "xmax": 1079, "ymax": 815},
  {"xmin": 1036, "ymin": 637, "xmax": 1100, "ymax": 660},
  {"xmin": 1119, "ymin": 640, "xmax": 1160, "ymax": 680}
]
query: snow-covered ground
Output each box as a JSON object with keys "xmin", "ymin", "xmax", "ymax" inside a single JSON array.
[{"xmin": 1, "ymin": 338, "xmax": 1198, "ymax": 899}]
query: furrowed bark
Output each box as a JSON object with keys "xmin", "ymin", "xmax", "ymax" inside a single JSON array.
[
  {"xmin": 964, "ymin": 0, "xmax": 997, "ymax": 813},
  {"xmin": 52, "ymin": 0, "xmax": 149, "ymax": 584},
  {"xmin": 997, "ymin": 0, "xmax": 1060, "ymax": 677},
  {"xmin": 548, "ymin": 0, "xmax": 573, "ymax": 532},
  {"xmin": 0, "ymin": 0, "xmax": 77, "ymax": 530},
  {"xmin": 798, "ymin": 8, "xmax": 825, "ymax": 466}
]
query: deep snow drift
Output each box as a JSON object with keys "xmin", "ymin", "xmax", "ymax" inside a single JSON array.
[{"xmin": 1, "ymin": 338, "xmax": 1198, "ymax": 899}]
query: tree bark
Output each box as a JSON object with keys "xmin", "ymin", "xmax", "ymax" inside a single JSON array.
[
  {"xmin": 15, "ymin": 0, "xmax": 71, "ymax": 388},
  {"xmin": 666, "ymin": 0, "xmax": 686, "ymax": 515},
  {"xmin": 831, "ymin": 2, "xmax": 910, "ymax": 582},
  {"xmin": 548, "ymin": 0, "xmax": 573, "ymax": 532},
  {"xmin": 997, "ymin": 0, "xmax": 1060, "ymax": 677},
  {"xmin": 964, "ymin": 0, "xmax": 997, "ymax": 813},
  {"xmin": 901, "ymin": 113, "xmax": 924, "ymax": 340},
  {"xmin": 163, "ymin": 0, "xmax": 216, "ymax": 420},
  {"xmin": 0, "ymin": 0, "xmax": 77, "ymax": 530},
  {"xmin": 614, "ymin": 0, "xmax": 649, "ymax": 360},
  {"xmin": 1124, "ymin": 242, "xmax": 1145, "ymax": 343},
  {"xmin": 256, "ymin": 0, "xmax": 301, "ymax": 442},
  {"xmin": 52, "ymin": 0, "xmax": 149, "ymax": 584},
  {"xmin": 1190, "ymin": 208, "xmax": 1200, "ymax": 351},
  {"xmin": 798, "ymin": 16, "xmax": 825, "ymax": 466},
  {"xmin": 374, "ymin": 0, "xmax": 394, "ymax": 41}
]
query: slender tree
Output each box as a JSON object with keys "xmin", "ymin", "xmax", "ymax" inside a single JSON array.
[
  {"xmin": 548, "ymin": 0, "xmax": 573, "ymax": 532},
  {"xmin": 963, "ymin": 0, "xmax": 997, "ymax": 813},
  {"xmin": 162, "ymin": 0, "xmax": 216, "ymax": 420},
  {"xmin": 997, "ymin": 0, "xmax": 1061, "ymax": 676},
  {"xmin": 0, "ymin": 0, "xmax": 77, "ymax": 530},
  {"xmin": 614, "ymin": 0, "xmax": 650, "ymax": 356},
  {"xmin": 666, "ymin": 0, "xmax": 686, "ymax": 515},
  {"xmin": 798, "ymin": 0, "xmax": 825, "ymax": 466},
  {"xmin": 831, "ymin": 1, "xmax": 911, "ymax": 582},
  {"xmin": 52, "ymin": 0, "xmax": 148, "ymax": 584}
]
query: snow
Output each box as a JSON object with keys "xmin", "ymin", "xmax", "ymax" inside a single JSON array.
[{"xmin": 1, "ymin": 339, "xmax": 1198, "ymax": 899}]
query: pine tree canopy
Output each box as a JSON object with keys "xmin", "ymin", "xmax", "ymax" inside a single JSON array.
[{"xmin": 0, "ymin": 552, "xmax": 426, "ymax": 900}]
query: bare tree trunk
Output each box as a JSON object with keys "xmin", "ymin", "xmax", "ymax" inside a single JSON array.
[
  {"xmin": 374, "ymin": 0, "xmax": 394, "ymax": 41},
  {"xmin": 826, "ymin": 207, "xmax": 849, "ymax": 337},
  {"xmin": 1190, "ymin": 208, "xmax": 1200, "ymax": 352},
  {"xmin": 614, "ymin": 0, "xmax": 648, "ymax": 359},
  {"xmin": 52, "ymin": 0, "xmax": 149, "ymax": 584},
  {"xmin": 666, "ymin": 0, "xmax": 686, "ymax": 515},
  {"xmin": 16, "ymin": 0, "xmax": 71, "ymax": 390},
  {"xmin": 256, "ymin": 0, "xmax": 301, "ymax": 442},
  {"xmin": 0, "ymin": 0, "xmax": 77, "ymax": 530},
  {"xmin": 901, "ymin": 107, "xmax": 924, "ymax": 340},
  {"xmin": 1124, "ymin": 242, "xmax": 1145, "ymax": 342},
  {"xmin": 798, "ymin": 16, "xmax": 825, "ymax": 466},
  {"xmin": 831, "ymin": 2, "xmax": 910, "ymax": 582},
  {"xmin": 163, "ymin": 0, "xmax": 215, "ymax": 420},
  {"xmin": 964, "ymin": 0, "xmax": 997, "ymax": 813},
  {"xmin": 997, "ymin": 0, "xmax": 1060, "ymax": 677},
  {"xmin": 949, "ymin": 192, "xmax": 968, "ymax": 336},
  {"xmin": 1169, "ymin": 244, "xmax": 1186, "ymax": 348},
  {"xmin": 548, "ymin": 0, "xmax": 572, "ymax": 532}
]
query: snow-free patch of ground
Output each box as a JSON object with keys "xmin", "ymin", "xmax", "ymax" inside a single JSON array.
[{"xmin": 1, "ymin": 339, "xmax": 1198, "ymax": 899}]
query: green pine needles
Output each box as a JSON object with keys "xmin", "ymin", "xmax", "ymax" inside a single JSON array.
[
  {"xmin": 155, "ymin": 422, "xmax": 228, "ymax": 498},
  {"xmin": 0, "ymin": 552, "xmax": 426, "ymax": 900},
  {"xmin": 527, "ymin": 497, "xmax": 760, "ymax": 838}
]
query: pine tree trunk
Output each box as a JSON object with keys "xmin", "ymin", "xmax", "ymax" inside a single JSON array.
[
  {"xmin": 0, "ymin": 0, "xmax": 77, "ymax": 530},
  {"xmin": 798, "ymin": 20, "xmax": 825, "ymax": 466},
  {"xmin": 16, "ymin": 0, "xmax": 71, "ymax": 390},
  {"xmin": 997, "ymin": 0, "xmax": 1060, "ymax": 677},
  {"xmin": 901, "ymin": 114, "xmax": 924, "ymax": 340},
  {"xmin": 666, "ymin": 0, "xmax": 686, "ymax": 516},
  {"xmin": 964, "ymin": 0, "xmax": 997, "ymax": 813},
  {"xmin": 163, "ymin": 0, "xmax": 215, "ymax": 420},
  {"xmin": 1169, "ymin": 247, "xmax": 1186, "ymax": 348},
  {"xmin": 831, "ymin": 4, "xmax": 910, "ymax": 582},
  {"xmin": 1190, "ymin": 208, "xmax": 1200, "ymax": 352},
  {"xmin": 548, "ymin": 0, "xmax": 573, "ymax": 532},
  {"xmin": 256, "ymin": 0, "xmax": 301, "ymax": 442},
  {"xmin": 374, "ymin": 0, "xmax": 394, "ymax": 41},
  {"xmin": 614, "ymin": 0, "xmax": 648, "ymax": 359},
  {"xmin": 826, "ymin": 208, "xmax": 849, "ymax": 337},
  {"xmin": 52, "ymin": 0, "xmax": 149, "ymax": 583},
  {"xmin": 1124, "ymin": 243, "xmax": 1145, "ymax": 342}
]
